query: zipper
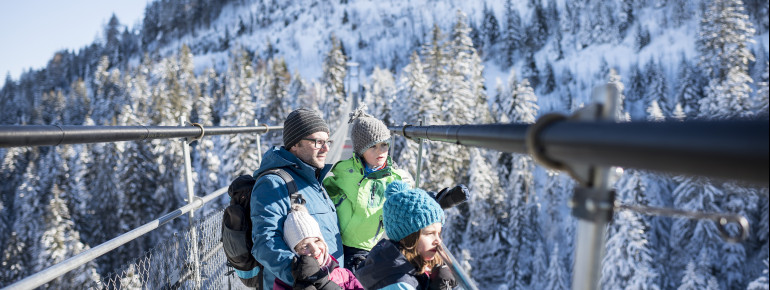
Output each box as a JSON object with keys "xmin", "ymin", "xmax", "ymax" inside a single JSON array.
[
  {"xmin": 317, "ymin": 184, "xmax": 335, "ymax": 212},
  {"xmin": 371, "ymin": 215, "xmax": 384, "ymax": 244},
  {"xmin": 334, "ymin": 195, "xmax": 346, "ymax": 207}
]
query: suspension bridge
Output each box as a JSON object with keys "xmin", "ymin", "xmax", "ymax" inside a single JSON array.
[{"xmin": 0, "ymin": 86, "xmax": 767, "ymax": 290}]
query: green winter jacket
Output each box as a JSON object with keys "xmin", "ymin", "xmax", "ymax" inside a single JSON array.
[{"xmin": 323, "ymin": 156, "xmax": 413, "ymax": 251}]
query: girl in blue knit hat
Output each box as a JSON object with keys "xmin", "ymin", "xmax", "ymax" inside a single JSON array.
[{"xmin": 355, "ymin": 181, "xmax": 457, "ymax": 290}]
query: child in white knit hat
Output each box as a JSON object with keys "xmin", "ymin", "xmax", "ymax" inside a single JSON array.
[{"xmin": 276, "ymin": 204, "xmax": 363, "ymax": 290}]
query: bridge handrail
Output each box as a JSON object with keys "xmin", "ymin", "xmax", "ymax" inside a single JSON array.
[
  {"xmin": 389, "ymin": 119, "xmax": 769, "ymax": 186},
  {"xmin": 2, "ymin": 187, "xmax": 228, "ymax": 290},
  {"xmin": 0, "ymin": 124, "xmax": 283, "ymax": 148}
]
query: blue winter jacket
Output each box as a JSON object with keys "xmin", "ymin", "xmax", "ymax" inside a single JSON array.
[{"xmin": 250, "ymin": 146, "xmax": 343, "ymax": 287}]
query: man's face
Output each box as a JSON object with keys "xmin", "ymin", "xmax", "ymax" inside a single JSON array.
[{"xmin": 289, "ymin": 131, "xmax": 329, "ymax": 169}]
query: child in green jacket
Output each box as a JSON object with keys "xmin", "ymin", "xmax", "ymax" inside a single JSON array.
[{"xmin": 323, "ymin": 107, "xmax": 413, "ymax": 273}]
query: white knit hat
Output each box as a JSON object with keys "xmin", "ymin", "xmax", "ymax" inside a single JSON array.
[{"xmin": 283, "ymin": 204, "xmax": 330, "ymax": 265}]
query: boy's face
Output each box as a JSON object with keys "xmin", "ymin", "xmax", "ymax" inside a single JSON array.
[
  {"xmin": 417, "ymin": 223, "xmax": 442, "ymax": 261},
  {"xmin": 362, "ymin": 142, "xmax": 389, "ymax": 168},
  {"xmin": 295, "ymin": 237, "xmax": 327, "ymax": 265}
]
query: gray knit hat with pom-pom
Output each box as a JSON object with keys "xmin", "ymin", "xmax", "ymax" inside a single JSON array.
[{"xmin": 349, "ymin": 105, "xmax": 391, "ymax": 155}]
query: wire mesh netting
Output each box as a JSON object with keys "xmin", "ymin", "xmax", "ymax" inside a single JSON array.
[{"xmin": 98, "ymin": 209, "xmax": 252, "ymax": 290}]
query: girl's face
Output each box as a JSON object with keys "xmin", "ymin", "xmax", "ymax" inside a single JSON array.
[
  {"xmin": 416, "ymin": 223, "xmax": 442, "ymax": 261},
  {"xmin": 362, "ymin": 142, "xmax": 390, "ymax": 168},
  {"xmin": 294, "ymin": 237, "xmax": 327, "ymax": 265}
]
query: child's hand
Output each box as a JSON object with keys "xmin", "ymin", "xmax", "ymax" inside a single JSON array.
[
  {"xmin": 429, "ymin": 264, "xmax": 457, "ymax": 290},
  {"xmin": 291, "ymin": 256, "xmax": 341, "ymax": 290},
  {"xmin": 291, "ymin": 255, "xmax": 320, "ymax": 290}
]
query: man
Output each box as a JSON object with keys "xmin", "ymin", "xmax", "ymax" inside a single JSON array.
[{"xmin": 250, "ymin": 109, "xmax": 343, "ymax": 288}]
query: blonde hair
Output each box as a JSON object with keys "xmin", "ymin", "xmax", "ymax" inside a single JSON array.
[{"xmin": 399, "ymin": 229, "xmax": 443, "ymax": 275}]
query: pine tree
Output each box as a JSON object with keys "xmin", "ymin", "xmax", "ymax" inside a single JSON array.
[
  {"xmin": 602, "ymin": 210, "xmax": 659, "ymax": 289},
  {"xmin": 502, "ymin": 0, "xmax": 523, "ymax": 67},
  {"xmin": 755, "ymin": 62, "xmax": 769, "ymax": 117},
  {"xmin": 365, "ymin": 67, "xmax": 396, "ymax": 125},
  {"xmin": 421, "ymin": 24, "xmax": 450, "ymax": 115},
  {"xmin": 321, "ymin": 34, "xmax": 348, "ymax": 129},
  {"xmin": 746, "ymin": 259, "xmax": 769, "ymax": 290},
  {"xmin": 193, "ymin": 67, "xmax": 223, "ymax": 204},
  {"xmin": 217, "ymin": 48, "xmax": 262, "ymax": 182},
  {"xmin": 530, "ymin": 242, "xmax": 548, "ymax": 289},
  {"xmin": 261, "ymin": 58, "xmax": 293, "ymax": 126},
  {"xmin": 391, "ymin": 52, "xmax": 434, "ymax": 173},
  {"xmin": 447, "ymin": 9, "xmax": 488, "ymax": 125},
  {"xmin": 545, "ymin": 246, "xmax": 569, "ymax": 289},
  {"xmin": 525, "ymin": 3, "xmax": 548, "ymax": 51},
  {"xmin": 481, "ymin": 3, "xmax": 500, "ymax": 50},
  {"xmin": 288, "ymin": 72, "xmax": 317, "ymax": 113},
  {"xmin": 542, "ymin": 62, "xmax": 556, "ymax": 94},
  {"xmin": 635, "ymin": 24, "xmax": 651, "ymax": 52},
  {"xmin": 697, "ymin": 0, "xmax": 756, "ymax": 119},
  {"xmin": 674, "ymin": 58, "xmax": 704, "ymax": 118},
  {"xmin": 647, "ymin": 100, "xmax": 666, "ymax": 121},
  {"xmin": 521, "ymin": 55, "xmax": 540, "ymax": 90},
  {"xmin": 503, "ymin": 77, "xmax": 539, "ymax": 124},
  {"xmin": 455, "ymin": 148, "xmax": 506, "ymax": 284},
  {"xmin": 669, "ymin": 176, "xmax": 724, "ymax": 282},
  {"xmin": 644, "ymin": 59, "xmax": 670, "ymax": 115},
  {"xmin": 678, "ymin": 260, "xmax": 707, "ymax": 290}
]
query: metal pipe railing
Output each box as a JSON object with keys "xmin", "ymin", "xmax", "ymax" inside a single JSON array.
[
  {"xmin": 0, "ymin": 124, "xmax": 283, "ymax": 148},
  {"xmin": 3, "ymin": 187, "xmax": 228, "ymax": 290},
  {"xmin": 389, "ymin": 119, "xmax": 769, "ymax": 186}
]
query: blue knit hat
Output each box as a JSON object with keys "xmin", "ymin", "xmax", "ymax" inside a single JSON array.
[{"xmin": 383, "ymin": 181, "xmax": 445, "ymax": 242}]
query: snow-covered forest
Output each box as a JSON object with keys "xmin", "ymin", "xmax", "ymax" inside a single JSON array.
[{"xmin": 1, "ymin": 0, "xmax": 768, "ymax": 288}]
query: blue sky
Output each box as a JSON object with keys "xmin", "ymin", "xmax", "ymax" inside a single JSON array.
[{"xmin": 0, "ymin": 1, "xmax": 148, "ymax": 87}]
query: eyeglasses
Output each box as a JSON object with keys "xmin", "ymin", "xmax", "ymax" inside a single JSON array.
[{"xmin": 302, "ymin": 138, "xmax": 333, "ymax": 149}]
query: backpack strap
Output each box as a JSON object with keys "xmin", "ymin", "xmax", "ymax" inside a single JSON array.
[{"xmin": 257, "ymin": 168, "xmax": 304, "ymax": 209}]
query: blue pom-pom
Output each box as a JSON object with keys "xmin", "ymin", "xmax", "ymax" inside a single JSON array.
[{"xmin": 385, "ymin": 180, "xmax": 411, "ymax": 199}]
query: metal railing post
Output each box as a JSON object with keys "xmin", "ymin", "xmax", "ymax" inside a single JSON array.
[
  {"xmin": 180, "ymin": 117, "xmax": 201, "ymax": 289},
  {"xmin": 571, "ymin": 85, "xmax": 620, "ymax": 290},
  {"xmin": 255, "ymin": 119, "xmax": 262, "ymax": 166},
  {"xmin": 415, "ymin": 116, "xmax": 425, "ymax": 187}
]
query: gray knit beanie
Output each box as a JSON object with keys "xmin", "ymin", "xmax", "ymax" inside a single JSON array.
[
  {"xmin": 283, "ymin": 109, "xmax": 330, "ymax": 149},
  {"xmin": 349, "ymin": 105, "xmax": 390, "ymax": 155}
]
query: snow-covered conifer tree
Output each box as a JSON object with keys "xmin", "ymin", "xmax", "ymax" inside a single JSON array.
[
  {"xmin": 447, "ymin": 9, "xmax": 487, "ymax": 125},
  {"xmin": 755, "ymin": 62, "xmax": 769, "ymax": 117},
  {"xmin": 502, "ymin": 0, "xmax": 523, "ymax": 67},
  {"xmin": 193, "ymin": 67, "xmax": 223, "ymax": 205},
  {"xmin": 421, "ymin": 24, "xmax": 450, "ymax": 114},
  {"xmin": 697, "ymin": 0, "xmax": 756, "ymax": 119},
  {"xmin": 390, "ymin": 52, "xmax": 434, "ymax": 175},
  {"xmin": 545, "ymin": 246, "xmax": 569, "ymax": 289},
  {"xmin": 365, "ymin": 67, "xmax": 396, "ymax": 125},
  {"xmin": 669, "ymin": 176, "xmax": 724, "ymax": 283},
  {"xmin": 217, "ymin": 48, "xmax": 262, "ymax": 182},
  {"xmin": 644, "ymin": 59, "xmax": 670, "ymax": 115},
  {"xmin": 261, "ymin": 58, "xmax": 293, "ymax": 126},
  {"xmin": 454, "ymin": 148, "xmax": 505, "ymax": 284},
  {"xmin": 746, "ymin": 259, "xmax": 769, "ymax": 290},
  {"xmin": 647, "ymin": 100, "xmax": 666, "ymax": 121},
  {"xmin": 601, "ymin": 210, "xmax": 659, "ymax": 289},
  {"xmin": 674, "ymin": 58, "xmax": 704, "ymax": 118},
  {"xmin": 320, "ymin": 34, "xmax": 348, "ymax": 128}
]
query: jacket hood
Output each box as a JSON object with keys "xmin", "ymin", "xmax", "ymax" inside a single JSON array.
[
  {"xmin": 254, "ymin": 146, "xmax": 331, "ymax": 183},
  {"xmin": 356, "ymin": 239, "xmax": 418, "ymax": 289}
]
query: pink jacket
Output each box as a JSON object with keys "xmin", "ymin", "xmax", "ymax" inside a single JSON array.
[{"xmin": 274, "ymin": 256, "xmax": 364, "ymax": 290}]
